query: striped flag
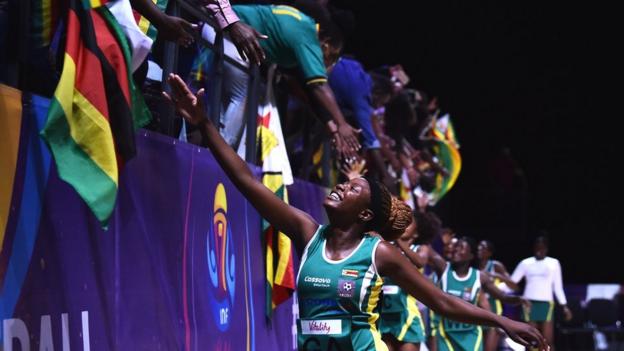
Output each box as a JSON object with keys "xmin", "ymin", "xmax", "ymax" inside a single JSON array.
[
  {"xmin": 261, "ymin": 176, "xmax": 295, "ymax": 317},
  {"xmin": 257, "ymin": 75, "xmax": 296, "ymax": 318},
  {"xmin": 432, "ymin": 113, "xmax": 459, "ymax": 149},
  {"xmin": 132, "ymin": 0, "xmax": 169, "ymax": 40},
  {"xmin": 430, "ymin": 114, "xmax": 461, "ymax": 203},
  {"xmin": 41, "ymin": 0, "xmax": 151, "ymax": 227}
]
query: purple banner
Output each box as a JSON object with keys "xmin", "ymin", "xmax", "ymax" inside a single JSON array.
[{"xmin": 3, "ymin": 126, "xmax": 329, "ymax": 350}]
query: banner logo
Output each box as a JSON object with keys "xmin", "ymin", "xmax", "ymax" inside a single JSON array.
[{"xmin": 207, "ymin": 183, "xmax": 236, "ymax": 331}]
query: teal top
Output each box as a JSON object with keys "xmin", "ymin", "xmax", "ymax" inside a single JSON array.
[
  {"xmin": 484, "ymin": 260, "xmax": 503, "ymax": 314},
  {"xmin": 439, "ymin": 263, "xmax": 482, "ymax": 332},
  {"xmin": 297, "ymin": 225, "xmax": 387, "ymax": 350},
  {"xmin": 381, "ymin": 244, "xmax": 420, "ymax": 313}
]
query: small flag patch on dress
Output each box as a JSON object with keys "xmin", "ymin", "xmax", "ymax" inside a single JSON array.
[{"xmin": 342, "ymin": 269, "xmax": 358, "ymax": 278}]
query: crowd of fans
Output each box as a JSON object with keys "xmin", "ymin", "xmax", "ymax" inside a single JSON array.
[
  {"xmin": 1, "ymin": 0, "xmax": 455, "ymax": 213},
  {"xmin": 173, "ymin": 0, "xmax": 454, "ymax": 213}
]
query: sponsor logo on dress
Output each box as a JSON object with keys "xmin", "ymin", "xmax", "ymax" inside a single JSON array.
[
  {"xmin": 301, "ymin": 319, "xmax": 342, "ymax": 335},
  {"xmin": 382, "ymin": 285, "xmax": 400, "ymax": 295},
  {"xmin": 462, "ymin": 287, "xmax": 472, "ymax": 301},
  {"xmin": 337, "ymin": 279, "xmax": 355, "ymax": 298},
  {"xmin": 341, "ymin": 269, "xmax": 359, "ymax": 278},
  {"xmin": 304, "ymin": 276, "xmax": 331, "ymax": 287}
]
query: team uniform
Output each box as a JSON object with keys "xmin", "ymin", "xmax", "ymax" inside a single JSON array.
[
  {"xmin": 483, "ymin": 260, "xmax": 503, "ymax": 316},
  {"xmin": 428, "ymin": 272, "xmax": 441, "ymax": 338},
  {"xmin": 511, "ymin": 256, "xmax": 567, "ymax": 322},
  {"xmin": 379, "ymin": 244, "xmax": 426, "ymax": 344},
  {"xmin": 438, "ymin": 264, "xmax": 483, "ymax": 351},
  {"xmin": 297, "ymin": 225, "xmax": 387, "ymax": 351}
]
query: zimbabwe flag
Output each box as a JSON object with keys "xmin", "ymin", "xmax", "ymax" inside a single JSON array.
[
  {"xmin": 42, "ymin": 0, "xmax": 151, "ymax": 227},
  {"xmin": 257, "ymin": 88, "xmax": 296, "ymax": 319},
  {"xmin": 261, "ymin": 177, "xmax": 295, "ymax": 318},
  {"xmin": 132, "ymin": 0, "xmax": 169, "ymax": 41},
  {"xmin": 430, "ymin": 114, "xmax": 461, "ymax": 203}
]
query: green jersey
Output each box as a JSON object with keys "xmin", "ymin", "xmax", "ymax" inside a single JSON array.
[
  {"xmin": 233, "ymin": 5, "xmax": 327, "ymax": 82},
  {"xmin": 429, "ymin": 271, "xmax": 441, "ymax": 336},
  {"xmin": 484, "ymin": 260, "xmax": 503, "ymax": 315},
  {"xmin": 297, "ymin": 225, "xmax": 387, "ymax": 351},
  {"xmin": 380, "ymin": 244, "xmax": 425, "ymax": 343},
  {"xmin": 438, "ymin": 264, "xmax": 483, "ymax": 351}
]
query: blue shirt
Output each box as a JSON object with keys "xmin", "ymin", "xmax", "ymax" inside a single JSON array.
[{"xmin": 329, "ymin": 57, "xmax": 380, "ymax": 149}]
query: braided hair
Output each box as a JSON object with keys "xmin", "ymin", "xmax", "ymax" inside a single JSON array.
[{"xmin": 364, "ymin": 177, "xmax": 412, "ymax": 241}]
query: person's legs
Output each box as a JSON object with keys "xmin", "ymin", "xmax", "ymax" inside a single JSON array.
[
  {"xmin": 427, "ymin": 320, "xmax": 439, "ymax": 351},
  {"xmin": 428, "ymin": 335, "xmax": 438, "ymax": 351},
  {"xmin": 218, "ymin": 60, "xmax": 249, "ymax": 150},
  {"xmin": 484, "ymin": 327, "xmax": 500, "ymax": 351},
  {"xmin": 525, "ymin": 301, "xmax": 555, "ymax": 351},
  {"xmin": 525, "ymin": 322, "xmax": 538, "ymax": 351},
  {"xmin": 541, "ymin": 321, "xmax": 555, "ymax": 351},
  {"xmin": 185, "ymin": 41, "xmax": 248, "ymax": 149},
  {"xmin": 383, "ymin": 334, "xmax": 399, "ymax": 351},
  {"xmin": 485, "ymin": 299, "xmax": 503, "ymax": 351}
]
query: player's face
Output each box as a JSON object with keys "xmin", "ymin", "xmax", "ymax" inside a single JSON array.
[
  {"xmin": 534, "ymin": 241, "xmax": 548, "ymax": 259},
  {"xmin": 453, "ymin": 240, "xmax": 474, "ymax": 264},
  {"xmin": 477, "ymin": 241, "xmax": 491, "ymax": 260},
  {"xmin": 443, "ymin": 237, "xmax": 458, "ymax": 260},
  {"xmin": 324, "ymin": 178, "xmax": 372, "ymax": 225}
]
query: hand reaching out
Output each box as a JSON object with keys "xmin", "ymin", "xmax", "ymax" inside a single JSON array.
[
  {"xmin": 162, "ymin": 74, "xmax": 207, "ymax": 125},
  {"xmin": 340, "ymin": 158, "xmax": 367, "ymax": 180},
  {"xmin": 225, "ymin": 21, "xmax": 267, "ymax": 66},
  {"xmin": 156, "ymin": 15, "xmax": 198, "ymax": 47},
  {"xmin": 336, "ymin": 123, "xmax": 361, "ymax": 159},
  {"xmin": 328, "ymin": 121, "xmax": 360, "ymax": 161},
  {"xmin": 500, "ymin": 318, "xmax": 549, "ymax": 351}
]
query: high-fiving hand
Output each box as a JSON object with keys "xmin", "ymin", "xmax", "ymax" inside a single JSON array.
[
  {"xmin": 225, "ymin": 22, "xmax": 268, "ymax": 66},
  {"xmin": 500, "ymin": 318, "xmax": 549, "ymax": 351},
  {"xmin": 162, "ymin": 74, "xmax": 207, "ymax": 125}
]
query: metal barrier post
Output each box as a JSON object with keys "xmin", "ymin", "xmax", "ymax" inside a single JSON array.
[
  {"xmin": 209, "ymin": 32, "xmax": 224, "ymax": 125},
  {"xmin": 162, "ymin": 1, "xmax": 180, "ymax": 82},
  {"xmin": 244, "ymin": 64, "xmax": 260, "ymax": 164},
  {"xmin": 161, "ymin": 0, "xmax": 179, "ymax": 134}
]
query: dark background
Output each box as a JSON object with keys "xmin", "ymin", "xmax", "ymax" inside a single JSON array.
[{"xmin": 332, "ymin": 1, "xmax": 619, "ymax": 283}]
